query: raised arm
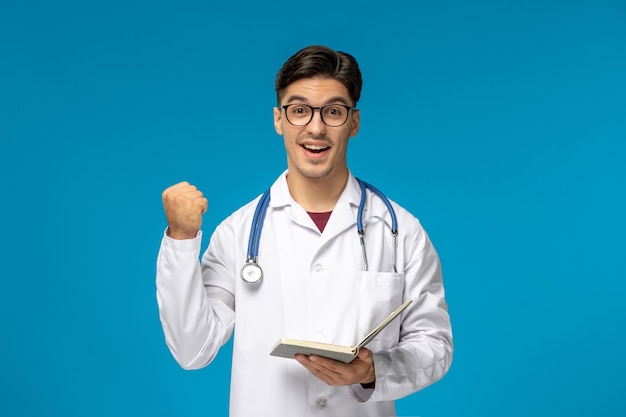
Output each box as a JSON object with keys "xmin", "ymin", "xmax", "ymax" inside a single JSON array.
[{"xmin": 156, "ymin": 182, "xmax": 235, "ymax": 370}]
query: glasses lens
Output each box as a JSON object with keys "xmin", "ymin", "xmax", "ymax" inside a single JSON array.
[
  {"xmin": 320, "ymin": 105, "xmax": 349, "ymax": 127},
  {"xmin": 285, "ymin": 105, "xmax": 312, "ymax": 126}
]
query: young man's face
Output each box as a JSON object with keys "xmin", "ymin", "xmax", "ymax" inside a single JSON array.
[{"xmin": 273, "ymin": 77, "xmax": 360, "ymax": 185}]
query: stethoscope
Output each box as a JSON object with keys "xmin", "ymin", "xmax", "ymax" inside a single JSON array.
[{"xmin": 240, "ymin": 178, "xmax": 398, "ymax": 284}]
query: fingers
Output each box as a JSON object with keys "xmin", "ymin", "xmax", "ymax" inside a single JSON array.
[
  {"xmin": 296, "ymin": 355, "xmax": 345, "ymax": 385},
  {"xmin": 163, "ymin": 182, "xmax": 202, "ymax": 201},
  {"xmin": 295, "ymin": 352, "xmax": 375, "ymax": 387},
  {"xmin": 163, "ymin": 182, "xmax": 207, "ymax": 210},
  {"xmin": 162, "ymin": 181, "xmax": 208, "ymax": 239}
]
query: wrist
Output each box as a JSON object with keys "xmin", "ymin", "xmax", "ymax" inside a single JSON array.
[{"xmin": 166, "ymin": 227, "xmax": 198, "ymax": 240}]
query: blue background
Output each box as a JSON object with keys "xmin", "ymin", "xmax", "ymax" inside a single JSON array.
[{"xmin": 1, "ymin": 1, "xmax": 625, "ymax": 416}]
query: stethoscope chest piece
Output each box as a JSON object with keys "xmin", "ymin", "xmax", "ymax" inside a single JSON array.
[{"xmin": 241, "ymin": 260, "xmax": 263, "ymax": 284}]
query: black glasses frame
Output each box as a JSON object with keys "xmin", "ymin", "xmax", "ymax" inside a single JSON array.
[{"xmin": 280, "ymin": 104, "xmax": 356, "ymax": 127}]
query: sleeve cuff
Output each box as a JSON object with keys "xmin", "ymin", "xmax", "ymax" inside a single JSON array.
[
  {"xmin": 347, "ymin": 382, "xmax": 376, "ymax": 402},
  {"xmin": 162, "ymin": 228, "xmax": 203, "ymax": 252}
]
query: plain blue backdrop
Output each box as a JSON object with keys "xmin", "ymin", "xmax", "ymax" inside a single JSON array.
[{"xmin": 1, "ymin": 1, "xmax": 625, "ymax": 416}]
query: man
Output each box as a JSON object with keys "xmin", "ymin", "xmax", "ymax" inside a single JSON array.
[{"xmin": 156, "ymin": 45, "xmax": 452, "ymax": 416}]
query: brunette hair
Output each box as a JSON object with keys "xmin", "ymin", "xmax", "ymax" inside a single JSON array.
[{"xmin": 275, "ymin": 45, "xmax": 362, "ymax": 106}]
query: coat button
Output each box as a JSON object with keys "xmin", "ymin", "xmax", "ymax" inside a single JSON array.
[{"xmin": 315, "ymin": 396, "xmax": 327, "ymax": 408}]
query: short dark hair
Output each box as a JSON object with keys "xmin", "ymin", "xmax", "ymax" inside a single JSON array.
[{"xmin": 275, "ymin": 45, "xmax": 362, "ymax": 106}]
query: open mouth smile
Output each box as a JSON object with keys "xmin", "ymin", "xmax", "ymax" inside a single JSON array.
[{"xmin": 302, "ymin": 144, "xmax": 330, "ymax": 154}]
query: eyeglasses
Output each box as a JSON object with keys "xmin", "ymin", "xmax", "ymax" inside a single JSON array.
[{"xmin": 280, "ymin": 104, "xmax": 356, "ymax": 127}]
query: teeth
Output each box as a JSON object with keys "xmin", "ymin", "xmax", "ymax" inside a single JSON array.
[{"xmin": 304, "ymin": 145, "xmax": 329, "ymax": 151}]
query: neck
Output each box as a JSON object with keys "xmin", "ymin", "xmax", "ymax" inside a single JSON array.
[{"xmin": 286, "ymin": 169, "xmax": 349, "ymax": 212}]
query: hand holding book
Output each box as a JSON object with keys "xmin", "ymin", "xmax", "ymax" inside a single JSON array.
[{"xmin": 270, "ymin": 299, "xmax": 412, "ymax": 363}]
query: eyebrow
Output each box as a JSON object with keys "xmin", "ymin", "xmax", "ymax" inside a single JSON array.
[{"xmin": 284, "ymin": 95, "xmax": 351, "ymax": 106}]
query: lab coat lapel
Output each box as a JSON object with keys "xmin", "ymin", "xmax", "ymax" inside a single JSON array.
[
  {"xmin": 269, "ymin": 172, "xmax": 318, "ymax": 231},
  {"xmin": 268, "ymin": 171, "xmax": 364, "ymax": 238}
]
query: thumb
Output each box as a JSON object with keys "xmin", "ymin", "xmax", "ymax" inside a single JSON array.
[{"xmin": 357, "ymin": 347, "xmax": 371, "ymax": 359}]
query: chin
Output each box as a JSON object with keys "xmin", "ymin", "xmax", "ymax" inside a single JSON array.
[{"xmin": 297, "ymin": 166, "xmax": 332, "ymax": 181}]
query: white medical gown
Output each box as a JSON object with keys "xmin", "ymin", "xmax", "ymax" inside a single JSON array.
[{"xmin": 156, "ymin": 171, "xmax": 453, "ymax": 417}]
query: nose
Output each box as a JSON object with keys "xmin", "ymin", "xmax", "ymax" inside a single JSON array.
[{"xmin": 306, "ymin": 109, "xmax": 326, "ymax": 135}]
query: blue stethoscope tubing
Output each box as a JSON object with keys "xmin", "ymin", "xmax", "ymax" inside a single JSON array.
[
  {"xmin": 356, "ymin": 179, "xmax": 398, "ymax": 274},
  {"xmin": 240, "ymin": 178, "xmax": 398, "ymax": 284}
]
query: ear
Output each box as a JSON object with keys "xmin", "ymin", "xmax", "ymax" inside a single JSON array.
[
  {"xmin": 274, "ymin": 107, "xmax": 283, "ymax": 135},
  {"xmin": 349, "ymin": 109, "xmax": 360, "ymax": 137}
]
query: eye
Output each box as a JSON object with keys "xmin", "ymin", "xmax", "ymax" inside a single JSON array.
[
  {"xmin": 289, "ymin": 105, "xmax": 310, "ymax": 117},
  {"xmin": 324, "ymin": 105, "xmax": 345, "ymax": 118}
]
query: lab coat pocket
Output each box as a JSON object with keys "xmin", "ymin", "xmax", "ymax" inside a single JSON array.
[{"xmin": 357, "ymin": 271, "xmax": 404, "ymax": 351}]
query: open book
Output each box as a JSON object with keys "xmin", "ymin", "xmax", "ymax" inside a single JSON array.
[{"xmin": 269, "ymin": 299, "xmax": 412, "ymax": 363}]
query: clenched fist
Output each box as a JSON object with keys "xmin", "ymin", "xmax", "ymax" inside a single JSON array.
[{"xmin": 162, "ymin": 181, "xmax": 209, "ymax": 240}]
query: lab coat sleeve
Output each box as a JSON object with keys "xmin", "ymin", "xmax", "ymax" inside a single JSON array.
[
  {"xmin": 156, "ymin": 225, "xmax": 236, "ymax": 370},
  {"xmin": 350, "ymin": 218, "xmax": 453, "ymax": 403}
]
